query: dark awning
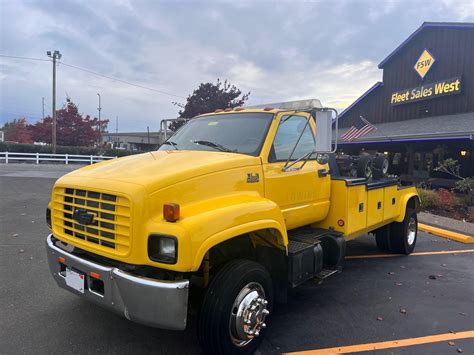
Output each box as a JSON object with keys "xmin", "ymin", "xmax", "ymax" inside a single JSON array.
[{"xmin": 336, "ymin": 112, "xmax": 474, "ymax": 144}]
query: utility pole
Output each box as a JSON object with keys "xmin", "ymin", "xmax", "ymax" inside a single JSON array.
[
  {"xmin": 116, "ymin": 116, "xmax": 118, "ymax": 133},
  {"xmin": 47, "ymin": 50, "xmax": 61, "ymax": 153},
  {"xmin": 147, "ymin": 126, "xmax": 150, "ymax": 144},
  {"xmin": 97, "ymin": 93, "xmax": 101, "ymax": 146},
  {"xmin": 42, "ymin": 97, "xmax": 45, "ymax": 119}
]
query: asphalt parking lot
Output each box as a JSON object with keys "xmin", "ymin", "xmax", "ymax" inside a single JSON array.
[{"xmin": 1, "ymin": 164, "xmax": 473, "ymax": 354}]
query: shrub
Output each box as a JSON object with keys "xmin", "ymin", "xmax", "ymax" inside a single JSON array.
[
  {"xmin": 417, "ymin": 188, "xmax": 439, "ymax": 210},
  {"xmin": 436, "ymin": 189, "xmax": 458, "ymax": 212}
]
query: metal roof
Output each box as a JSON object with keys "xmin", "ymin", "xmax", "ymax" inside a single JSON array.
[
  {"xmin": 337, "ymin": 112, "xmax": 474, "ymax": 144},
  {"xmin": 378, "ymin": 22, "xmax": 474, "ymax": 69}
]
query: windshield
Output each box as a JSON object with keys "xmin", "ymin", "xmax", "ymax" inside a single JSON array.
[{"xmin": 158, "ymin": 113, "xmax": 274, "ymax": 156}]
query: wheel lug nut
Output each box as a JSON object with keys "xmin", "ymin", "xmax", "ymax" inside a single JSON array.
[
  {"xmin": 263, "ymin": 309, "xmax": 270, "ymax": 315},
  {"xmin": 263, "ymin": 300, "xmax": 268, "ymax": 305},
  {"xmin": 261, "ymin": 323, "xmax": 266, "ymax": 328},
  {"xmin": 255, "ymin": 330, "xmax": 260, "ymax": 336}
]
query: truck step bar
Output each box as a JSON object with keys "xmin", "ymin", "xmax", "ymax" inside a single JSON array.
[
  {"xmin": 314, "ymin": 268, "xmax": 340, "ymax": 282},
  {"xmin": 287, "ymin": 228, "xmax": 345, "ymax": 288}
]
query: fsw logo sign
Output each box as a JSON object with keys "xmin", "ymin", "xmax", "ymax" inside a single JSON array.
[{"xmin": 414, "ymin": 49, "xmax": 436, "ymax": 79}]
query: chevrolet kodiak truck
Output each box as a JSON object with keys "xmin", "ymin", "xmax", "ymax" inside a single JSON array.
[{"xmin": 45, "ymin": 99, "xmax": 420, "ymax": 354}]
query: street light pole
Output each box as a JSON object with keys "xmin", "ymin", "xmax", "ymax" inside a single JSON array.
[
  {"xmin": 47, "ymin": 50, "xmax": 62, "ymax": 153},
  {"xmin": 97, "ymin": 93, "xmax": 101, "ymax": 146}
]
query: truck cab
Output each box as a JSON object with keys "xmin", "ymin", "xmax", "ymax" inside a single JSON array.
[{"xmin": 45, "ymin": 99, "xmax": 420, "ymax": 354}]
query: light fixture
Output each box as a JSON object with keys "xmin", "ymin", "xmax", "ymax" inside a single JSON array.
[
  {"xmin": 384, "ymin": 151, "xmax": 389, "ymax": 155},
  {"xmin": 460, "ymin": 150, "xmax": 467, "ymax": 157}
]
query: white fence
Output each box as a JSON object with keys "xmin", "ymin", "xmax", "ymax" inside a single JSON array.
[{"xmin": 0, "ymin": 152, "xmax": 117, "ymax": 165}]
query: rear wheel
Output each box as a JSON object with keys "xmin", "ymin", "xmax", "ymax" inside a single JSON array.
[
  {"xmin": 198, "ymin": 259, "xmax": 273, "ymax": 354},
  {"xmin": 373, "ymin": 155, "xmax": 389, "ymax": 180},
  {"xmin": 356, "ymin": 155, "xmax": 372, "ymax": 179},
  {"xmin": 390, "ymin": 209, "xmax": 417, "ymax": 254}
]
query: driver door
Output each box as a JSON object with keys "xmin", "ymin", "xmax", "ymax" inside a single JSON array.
[{"xmin": 263, "ymin": 114, "xmax": 330, "ymax": 230}]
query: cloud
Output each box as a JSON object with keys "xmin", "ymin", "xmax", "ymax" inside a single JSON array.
[{"xmin": 0, "ymin": 0, "xmax": 473, "ymax": 131}]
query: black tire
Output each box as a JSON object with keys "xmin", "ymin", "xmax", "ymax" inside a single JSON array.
[
  {"xmin": 375, "ymin": 225, "xmax": 391, "ymax": 251},
  {"xmin": 373, "ymin": 155, "xmax": 389, "ymax": 180},
  {"xmin": 390, "ymin": 209, "xmax": 418, "ymax": 254},
  {"xmin": 356, "ymin": 155, "xmax": 372, "ymax": 179},
  {"xmin": 198, "ymin": 259, "xmax": 273, "ymax": 355}
]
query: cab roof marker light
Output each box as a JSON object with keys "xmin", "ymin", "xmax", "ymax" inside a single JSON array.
[
  {"xmin": 263, "ymin": 107, "xmax": 274, "ymax": 111},
  {"xmin": 214, "ymin": 109, "xmax": 224, "ymax": 113},
  {"xmin": 224, "ymin": 108, "xmax": 232, "ymax": 112},
  {"xmin": 234, "ymin": 107, "xmax": 245, "ymax": 111},
  {"xmin": 247, "ymin": 99, "xmax": 323, "ymax": 110}
]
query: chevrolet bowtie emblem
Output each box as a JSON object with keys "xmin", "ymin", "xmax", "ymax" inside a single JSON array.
[{"xmin": 72, "ymin": 209, "xmax": 96, "ymax": 225}]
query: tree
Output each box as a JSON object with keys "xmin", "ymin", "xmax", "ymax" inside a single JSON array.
[
  {"xmin": 434, "ymin": 158, "xmax": 473, "ymax": 193},
  {"xmin": 30, "ymin": 99, "xmax": 108, "ymax": 147},
  {"xmin": 1, "ymin": 118, "xmax": 33, "ymax": 143},
  {"xmin": 170, "ymin": 79, "xmax": 250, "ymax": 131}
]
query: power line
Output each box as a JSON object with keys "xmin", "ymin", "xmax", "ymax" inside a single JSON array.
[
  {"xmin": 0, "ymin": 53, "xmax": 186, "ymax": 99},
  {"xmin": 0, "ymin": 54, "xmax": 50, "ymax": 62},
  {"xmin": 59, "ymin": 61, "xmax": 185, "ymax": 99}
]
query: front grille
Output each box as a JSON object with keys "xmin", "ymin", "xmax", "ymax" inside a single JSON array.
[{"xmin": 51, "ymin": 187, "xmax": 131, "ymax": 255}]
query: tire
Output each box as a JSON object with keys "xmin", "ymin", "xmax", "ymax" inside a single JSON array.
[
  {"xmin": 198, "ymin": 259, "xmax": 273, "ymax": 355},
  {"xmin": 375, "ymin": 225, "xmax": 391, "ymax": 251},
  {"xmin": 390, "ymin": 209, "xmax": 418, "ymax": 254},
  {"xmin": 373, "ymin": 155, "xmax": 389, "ymax": 180},
  {"xmin": 356, "ymin": 155, "xmax": 372, "ymax": 179}
]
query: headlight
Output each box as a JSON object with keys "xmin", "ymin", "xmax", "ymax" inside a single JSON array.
[
  {"xmin": 46, "ymin": 207, "xmax": 52, "ymax": 229},
  {"xmin": 148, "ymin": 235, "xmax": 178, "ymax": 264}
]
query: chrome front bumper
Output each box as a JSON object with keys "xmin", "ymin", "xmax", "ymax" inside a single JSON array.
[{"xmin": 45, "ymin": 234, "xmax": 189, "ymax": 330}]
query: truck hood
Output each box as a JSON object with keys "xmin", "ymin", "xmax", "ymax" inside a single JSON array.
[{"xmin": 60, "ymin": 150, "xmax": 261, "ymax": 192}]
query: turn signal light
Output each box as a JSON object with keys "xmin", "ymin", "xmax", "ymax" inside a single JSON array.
[
  {"xmin": 58, "ymin": 256, "xmax": 66, "ymax": 263},
  {"xmin": 163, "ymin": 203, "xmax": 180, "ymax": 222},
  {"xmin": 90, "ymin": 272, "xmax": 101, "ymax": 279},
  {"xmin": 337, "ymin": 219, "xmax": 345, "ymax": 227}
]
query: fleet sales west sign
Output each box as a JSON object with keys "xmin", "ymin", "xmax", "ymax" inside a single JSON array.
[{"xmin": 390, "ymin": 77, "xmax": 462, "ymax": 106}]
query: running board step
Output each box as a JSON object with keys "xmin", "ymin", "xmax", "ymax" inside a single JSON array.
[{"xmin": 314, "ymin": 268, "xmax": 339, "ymax": 282}]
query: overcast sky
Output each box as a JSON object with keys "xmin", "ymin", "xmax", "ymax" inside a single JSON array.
[{"xmin": 0, "ymin": 0, "xmax": 472, "ymax": 132}]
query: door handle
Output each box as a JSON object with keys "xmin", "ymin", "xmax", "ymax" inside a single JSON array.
[{"xmin": 318, "ymin": 169, "xmax": 329, "ymax": 178}]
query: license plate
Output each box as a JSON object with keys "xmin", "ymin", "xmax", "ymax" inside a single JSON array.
[{"xmin": 65, "ymin": 268, "xmax": 85, "ymax": 293}]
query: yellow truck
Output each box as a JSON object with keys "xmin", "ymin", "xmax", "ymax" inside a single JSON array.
[{"xmin": 45, "ymin": 100, "xmax": 420, "ymax": 354}]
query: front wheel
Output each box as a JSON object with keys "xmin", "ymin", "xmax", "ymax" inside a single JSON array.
[
  {"xmin": 390, "ymin": 209, "xmax": 418, "ymax": 254},
  {"xmin": 198, "ymin": 259, "xmax": 273, "ymax": 354}
]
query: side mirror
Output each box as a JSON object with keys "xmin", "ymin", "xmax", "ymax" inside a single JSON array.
[{"xmin": 312, "ymin": 109, "xmax": 338, "ymax": 153}]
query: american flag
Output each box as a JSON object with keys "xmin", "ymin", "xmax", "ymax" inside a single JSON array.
[{"xmin": 340, "ymin": 116, "xmax": 377, "ymax": 142}]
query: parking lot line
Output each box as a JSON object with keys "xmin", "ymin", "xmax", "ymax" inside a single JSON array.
[
  {"xmin": 419, "ymin": 223, "xmax": 474, "ymax": 243},
  {"xmin": 346, "ymin": 249, "xmax": 474, "ymax": 259},
  {"xmin": 286, "ymin": 330, "xmax": 474, "ymax": 354}
]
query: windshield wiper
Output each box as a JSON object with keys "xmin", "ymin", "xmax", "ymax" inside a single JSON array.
[
  {"xmin": 161, "ymin": 140, "xmax": 179, "ymax": 150},
  {"xmin": 193, "ymin": 140, "xmax": 236, "ymax": 153}
]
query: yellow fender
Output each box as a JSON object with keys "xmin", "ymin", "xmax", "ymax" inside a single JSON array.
[
  {"xmin": 178, "ymin": 196, "xmax": 287, "ymax": 271},
  {"xmin": 395, "ymin": 189, "xmax": 420, "ymax": 222}
]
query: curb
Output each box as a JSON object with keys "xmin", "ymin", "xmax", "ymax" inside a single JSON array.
[{"xmin": 419, "ymin": 223, "xmax": 474, "ymax": 244}]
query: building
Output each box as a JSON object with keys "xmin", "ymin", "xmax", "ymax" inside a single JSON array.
[
  {"xmin": 102, "ymin": 131, "xmax": 166, "ymax": 151},
  {"xmin": 338, "ymin": 22, "xmax": 473, "ymax": 187}
]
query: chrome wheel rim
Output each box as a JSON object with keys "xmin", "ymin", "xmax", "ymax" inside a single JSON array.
[
  {"xmin": 365, "ymin": 164, "xmax": 372, "ymax": 178},
  {"xmin": 407, "ymin": 217, "xmax": 417, "ymax": 245},
  {"xmin": 382, "ymin": 159, "xmax": 389, "ymax": 174},
  {"xmin": 229, "ymin": 282, "xmax": 269, "ymax": 347}
]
